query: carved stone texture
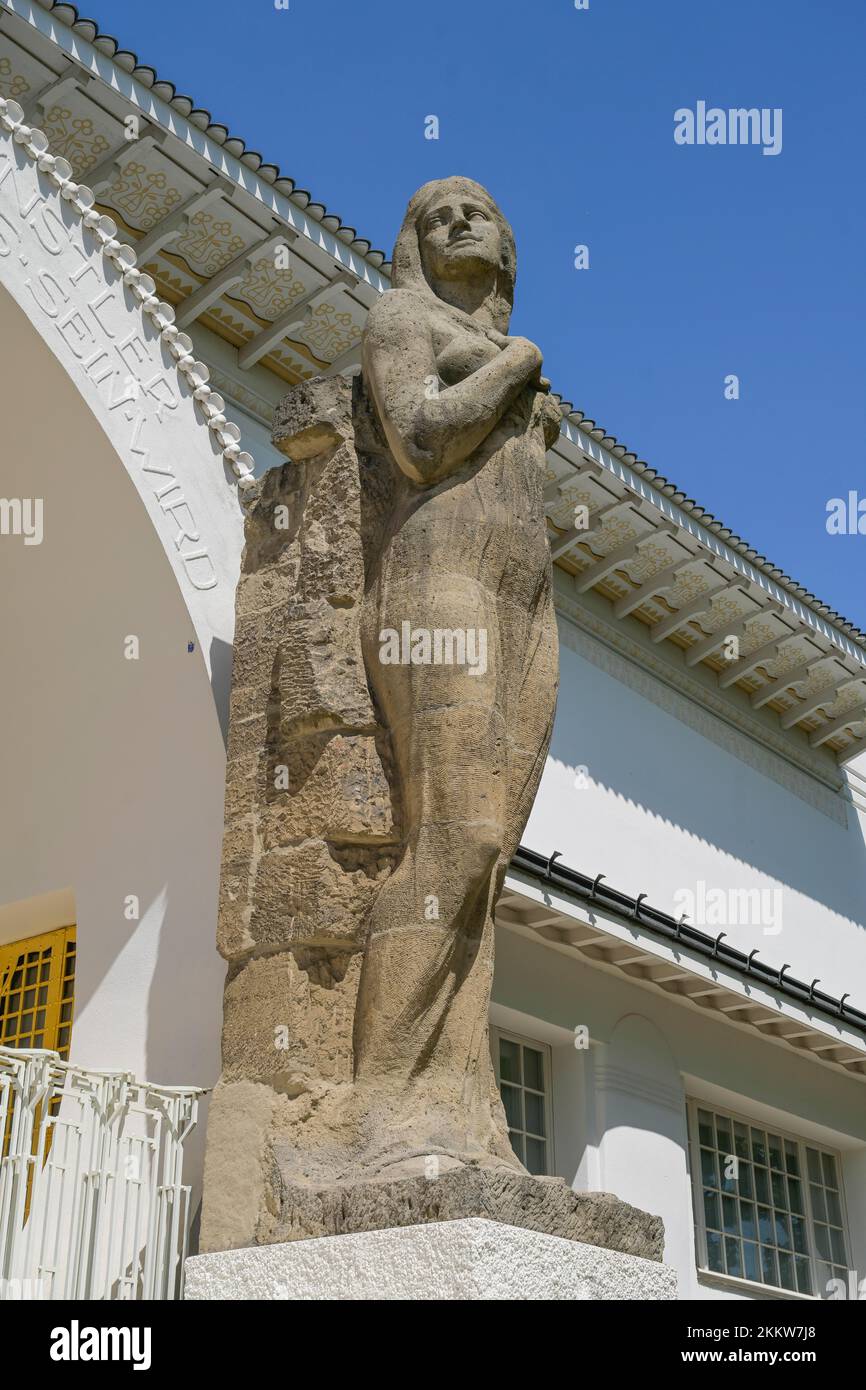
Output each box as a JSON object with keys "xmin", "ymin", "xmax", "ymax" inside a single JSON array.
[
  {"xmin": 203, "ymin": 373, "xmax": 401, "ymax": 1253},
  {"xmin": 268, "ymin": 1171, "xmax": 665, "ymax": 1262},
  {"xmin": 200, "ymin": 179, "xmax": 663, "ymax": 1267}
]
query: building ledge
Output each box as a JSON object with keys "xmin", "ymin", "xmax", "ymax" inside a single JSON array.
[{"xmin": 500, "ymin": 847, "xmax": 866, "ymax": 1084}]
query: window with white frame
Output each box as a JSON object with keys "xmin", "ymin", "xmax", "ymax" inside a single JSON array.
[
  {"xmin": 687, "ymin": 1100, "xmax": 852, "ymax": 1297},
  {"xmin": 492, "ymin": 1029, "xmax": 553, "ymax": 1176}
]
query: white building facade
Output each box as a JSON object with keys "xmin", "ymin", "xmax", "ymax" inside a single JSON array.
[{"xmin": 2, "ymin": 0, "xmax": 865, "ymax": 1302}]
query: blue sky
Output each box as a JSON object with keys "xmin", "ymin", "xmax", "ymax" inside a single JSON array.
[{"xmin": 87, "ymin": 0, "xmax": 866, "ymax": 626}]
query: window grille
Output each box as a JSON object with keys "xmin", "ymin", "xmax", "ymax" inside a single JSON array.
[
  {"xmin": 493, "ymin": 1029, "xmax": 554, "ymax": 1176},
  {"xmin": 687, "ymin": 1099, "xmax": 852, "ymax": 1298}
]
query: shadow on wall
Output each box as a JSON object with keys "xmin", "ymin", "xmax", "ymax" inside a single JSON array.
[
  {"xmin": 540, "ymin": 631, "xmax": 866, "ymax": 930},
  {"xmin": 209, "ymin": 636, "xmax": 234, "ymax": 751},
  {"xmin": 0, "ymin": 282, "xmax": 227, "ymax": 1094}
]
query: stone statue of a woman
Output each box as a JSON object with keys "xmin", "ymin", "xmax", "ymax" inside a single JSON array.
[
  {"xmin": 199, "ymin": 178, "xmax": 563, "ymax": 1253},
  {"xmin": 199, "ymin": 179, "xmax": 672, "ymax": 1256},
  {"xmin": 350, "ymin": 176, "xmax": 561, "ymax": 1177}
]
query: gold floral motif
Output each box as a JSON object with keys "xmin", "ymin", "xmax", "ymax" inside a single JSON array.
[
  {"xmin": 294, "ymin": 300, "xmax": 361, "ymax": 360},
  {"xmin": 42, "ymin": 106, "xmax": 110, "ymax": 173},
  {"xmin": 106, "ymin": 160, "xmax": 181, "ymax": 230},
  {"xmin": 738, "ymin": 622, "xmax": 774, "ymax": 653},
  {"xmin": 550, "ymin": 488, "xmax": 592, "ymax": 529},
  {"xmin": 587, "ymin": 518, "xmax": 637, "ymax": 554},
  {"xmin": 0, "ymin": 59, "xmax": 30, "ymax": 100},
  {"xmin": 665, "ymin": 570, "xmax": 710, "ymax": 607},
  {"xmin": 800, "ymin": 666, "xmax": 836, "ymax": 696},
  {"xmin": 625, "ymin": 544, "xmax": 672, "ymax": 582},
  {"xmin": 697, "ymin": 596, "xmax": 748, "ymax": 632},
  {"xmin": 767, "ymin": 640, "xmax": 809, "ymax": 675},
  {"xmin": 174, "ymin": 210, "xmax": 245, "ymax": 274},
  {"xmin": 234, "ymin": 259, "xmax": 305, "ymax": 319},
  {"xmin": 824, "ymin": 688, "xmax": 862, "ymax": 716}
]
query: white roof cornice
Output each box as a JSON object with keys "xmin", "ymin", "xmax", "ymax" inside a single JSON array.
[
  {"xmin": 1, "ymin": 0, "xmax": 390, "ymax": 293},
  {"xmin": 554, "ymin": 420, "xmax": 866, "ymax": 670}
]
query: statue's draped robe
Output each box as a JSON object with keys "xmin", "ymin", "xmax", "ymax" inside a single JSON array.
[{"xmin": 351, "ymin": 349, "xmax": 559, "ymax": 1172}]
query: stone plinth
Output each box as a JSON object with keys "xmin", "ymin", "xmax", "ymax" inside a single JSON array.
[
  {"xmin": 185, "ymin": 1218, "xmax": 677, "ymax": 1301},
  {"xmin": 266, "ymin": 1169, "xmax": 664, "ymax": 1259}
]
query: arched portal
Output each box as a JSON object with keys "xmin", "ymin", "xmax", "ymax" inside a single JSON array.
[{"xmin": 0, "ymin": 274, "xmax": 236, "ymax": 1209}]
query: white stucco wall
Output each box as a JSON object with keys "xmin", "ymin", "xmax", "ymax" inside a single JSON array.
[{"xmin": 524, "ymin": 614, "xmax": 866, "ymax": 1002}]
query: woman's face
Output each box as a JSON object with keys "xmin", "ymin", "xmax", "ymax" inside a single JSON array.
[{"xmin": 419, "ymin": 194, "xmax": 502, "ymax": 286}]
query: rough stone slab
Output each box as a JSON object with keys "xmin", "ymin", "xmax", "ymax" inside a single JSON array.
[
  {"xmin": 249, "ymin": 840, "xmax": 382, "ymax": 948},
  {"xmin": 276, "ymin": 607, "xmax": 376, "ymax": 736},
  {"xmin": 270, "ymin": 1169, "xmax": 664, "ymax": 1261},
  {"xmin": 185, "ymin": 1218, "xmax": 677, "ymax": 1301},
  {"xmin": 219, "ymin": 949, "xmax": 362, "ymax": 1084},
  {"xmin": 272, "ymin": 374, "xmax": 353, "ymax": 461},
  {"xmin": 259, "ymin": 732, "xmax": 395, "ymax": 843}
]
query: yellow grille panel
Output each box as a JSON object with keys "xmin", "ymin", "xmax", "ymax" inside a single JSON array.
[{"xmin": 0, "ymin": 926, "xmax": 76, "ymax": 1056}]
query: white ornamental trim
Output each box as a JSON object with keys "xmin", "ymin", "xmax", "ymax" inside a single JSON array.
[{"xmin": 0, "ymin": 96, "xmax": 258, "ymax": 492}]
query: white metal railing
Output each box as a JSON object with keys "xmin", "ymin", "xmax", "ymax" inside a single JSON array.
[{"xmin": 0, "ymin": 1046, "xmax": 203, "ymax": 1300}]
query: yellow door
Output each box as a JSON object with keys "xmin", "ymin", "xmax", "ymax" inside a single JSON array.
[
  {"xmin": 0, "ymin": 926, "xmax": 76, "ymax": 1169},
  {"xmin": 0, "ymin": 926, "xmax": 76, "ymax": 1056}
]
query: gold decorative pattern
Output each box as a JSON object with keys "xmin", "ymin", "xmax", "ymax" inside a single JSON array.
[
  {"xmin": 199, "ymin": 301, "xmax": 250, "ymax": 347},
  {"xmin": 830, "ymin": 686, "xmax": 866, "ymax": 714},
  {"xmin": 770, "ymin": 642, "xmax": 811, "ymax": 676},
  {"xmin": 270, "ymin": 344, "xmax": 316, "ymax": 379},
  {"xmin": 294, "ymin": 299, "xmax": 361, "ymax": 361},
  {"xmin": 689, "ymin": 596, "xmax": 747, "ymax": 634},
  {"xmin": 604, "ymin": 573, "xmax": 631, "ymax": 598},
  {"xmin": 665, "ymin": 572, "xmax": 713, "ymax": 608},
  {"xmin": 0, "ymin": 95, "xmax": 257, "ymax": 492},
  {"xmin": 0, "ymin": 59, "xmax": 29, "ymax": 100},
  {"xmin": 800, "ymin": 666, "xmax": 837, "ymax": 697},
  {"xmin": 41, "ymin": 105, "xmax": 110, "ymax": 174},
  {"xmin": 105, "ymin": 159, "xmax": 182, "ymax": 230},
  {"xmin": 625, "ymin": 544, "xmax": 674, "ymax": 582},
  {"xmin": 141, "ymin": 265, "xmax": 194, "ymax": 307},
  {"xmin": 634, "ymin": 603, "xmax": 665, "ymax": 625},
  {"xmin": 738, "ymin": 622, "xmax": 775, "ymax": 652},
  {"xmin": 234, "ymin": 259, "xmax": 306, "ymax": 320},
  {"xmin": 550, "ymin": 488, "xmax": 592, "ymax": 528},
  {"xmin": 174, "ymin": 209, "xmax": 245, "ymax": 275},
  {"xmin": 580, "ymin": 517, "xmax": 639, "ymax": 557}
]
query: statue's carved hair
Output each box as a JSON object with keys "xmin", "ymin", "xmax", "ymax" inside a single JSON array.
[{"xmin": 391, "ymin": 176, "xmax": 516, "ymax": 333}]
